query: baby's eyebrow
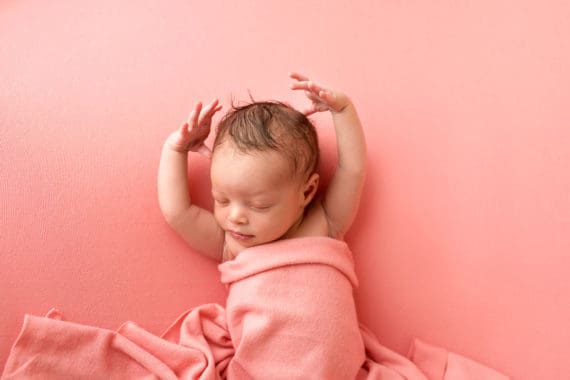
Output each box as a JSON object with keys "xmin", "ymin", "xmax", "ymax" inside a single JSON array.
[{"xmin": 249, "ymin": 190, "xmax": 270, "ymax": 197}]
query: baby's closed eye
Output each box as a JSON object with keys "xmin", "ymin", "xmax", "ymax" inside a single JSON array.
[
  {"xmin": 249, "ymin": 203, "xmax": 272, "ymax": 211},
  {"xmin": 214, "ymin": 198, "xmax": 229, "ymax": 206}
]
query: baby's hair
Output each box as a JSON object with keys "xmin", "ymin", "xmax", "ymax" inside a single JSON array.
[{"xmin": 213, "ymin": 98, "xmax": 319, "ymax": 179}]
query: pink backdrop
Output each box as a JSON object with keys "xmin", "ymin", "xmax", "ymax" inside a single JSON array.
[{"xmin": 1, "ymin": 1, "xmax": 569, "ymax": 379}]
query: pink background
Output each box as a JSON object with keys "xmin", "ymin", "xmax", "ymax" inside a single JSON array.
[{"xmin": 1, "ymin": 1, "xmax": 569, "ymax": 379}]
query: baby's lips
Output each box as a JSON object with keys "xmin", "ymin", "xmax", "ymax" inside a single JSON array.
[{"xmin": 228, "ymin": 230, "xmax": 254, "ymax": 241}]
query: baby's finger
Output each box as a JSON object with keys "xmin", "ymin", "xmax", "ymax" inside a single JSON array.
[
  {"xmin": 188, "ymin": 102, "xmax": 202, "ymax": 126},
  {"xmin": 198, "ymin": 99, "xmax": 220, "ymax": 126},
  {"xmin": 204, "ymin": 100, "xmax": 224, "ymax": 120},
  {"xmin": 181, "ymin": 103, "xmax": 201, "ymax": 135},
  {"xmin": 201, "ymin": 99, "xmax": 218, "ymax": 115},
  {"xmin": 307, "ymin": 80, "xmax": 325, "ymax": 95},
  {"xmin": 289, "ymin": 72, "xmax": 309, "ymax": 82},
  {"xmin": 289, "ymin": 81, "xmax": 310, "ymax": 91},
  {"xmin": 178, "ymin": 121, "xmax": 190, "ymax": 136},
  {"xmin": 290, "ymin": 80, "xmax": 325, "ymax": 97},
  {"xmin": 209, "ymin": 101, "xmax": 223, "ymax": 115}
]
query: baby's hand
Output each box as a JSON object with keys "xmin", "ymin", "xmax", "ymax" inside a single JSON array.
[
  {"xmin": 167, "ymin": 99, "xmax": 223, "ymax": 157},
  {"xmin": 289, "ymin": 72, "xmax": 351, "ymax": 116}
]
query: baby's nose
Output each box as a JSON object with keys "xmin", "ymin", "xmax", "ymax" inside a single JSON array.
[{"xmin": 228, "ymin": 205, "xmax": 248, "ymax": 225}]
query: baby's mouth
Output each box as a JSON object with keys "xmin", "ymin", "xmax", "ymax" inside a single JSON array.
[{"xmin": 228, "ymin": 230, "xmax": 254, "ymax": 241}]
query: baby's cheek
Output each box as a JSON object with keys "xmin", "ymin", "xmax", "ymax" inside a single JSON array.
[
  {"xmin": 264, "ymin": 214, "xmax": 287, "ymax": 236},
  {"xmin": 213, "ymin": 208, "xmax": 224, "ymax": 226}
]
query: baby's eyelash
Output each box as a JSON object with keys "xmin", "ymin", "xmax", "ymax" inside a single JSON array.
[{"xmin": 250, "ymin": 204, "xmax": 271, "ymax": 210}]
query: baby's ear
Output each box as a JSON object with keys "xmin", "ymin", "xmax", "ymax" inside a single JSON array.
[{"xmin": 302, "ymin": 173, "xmax": 320, "ymax": 207}]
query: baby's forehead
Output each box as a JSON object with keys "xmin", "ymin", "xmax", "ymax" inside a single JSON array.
[{"xmin": 211, "ymin": 143, "xmax": 295, "ymax": 181}]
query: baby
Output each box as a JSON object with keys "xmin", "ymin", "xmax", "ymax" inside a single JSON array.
[{"xmin": 158, "ymin": 72, "xmax": 366, "ymax": 262}]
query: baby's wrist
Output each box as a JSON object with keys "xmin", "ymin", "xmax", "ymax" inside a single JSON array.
[
  {"xmin": 330, "ymin": 98, "xmax": 353, "ymax": 115},
  {"xmin": 165, "ymin": 133, "xmax": 189, "ymax": 154}
]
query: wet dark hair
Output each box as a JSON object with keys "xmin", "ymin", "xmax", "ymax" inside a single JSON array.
[{"xmin": 213, "ymin": 100, "xmax": 319, "ymax": 179}]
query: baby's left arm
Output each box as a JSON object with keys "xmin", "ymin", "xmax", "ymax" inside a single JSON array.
[{"xmin": 290, "ymin": 72, "xmax": 367, "ymax": 238}]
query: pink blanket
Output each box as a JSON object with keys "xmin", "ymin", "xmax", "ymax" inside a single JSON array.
[{"xmin": 1, "ymin": 237, "xmax": 509, "ymax": 379}]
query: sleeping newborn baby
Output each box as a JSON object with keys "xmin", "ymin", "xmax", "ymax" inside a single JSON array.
[{"xmin": 157, "ymin": 72, "xmax": 368, "ymax": 378}]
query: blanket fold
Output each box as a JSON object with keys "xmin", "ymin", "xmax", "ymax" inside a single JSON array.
[{"xmin": 1, "ymin": 237, "xmax": 509, "ymax": 380}]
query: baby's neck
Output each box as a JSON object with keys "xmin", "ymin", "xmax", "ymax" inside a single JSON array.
[{"xmin": 281, "ymin": 212, "xmax": 305, "ymax": 240}]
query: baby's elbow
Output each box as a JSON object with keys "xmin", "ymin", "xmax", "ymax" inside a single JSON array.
[{"xmin": 160, "ymin": 208, "xmax": 186, "ymax": 227}]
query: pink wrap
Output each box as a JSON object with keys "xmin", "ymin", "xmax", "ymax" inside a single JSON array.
[{"xmin": 1, "ymin": 237, "xmax": 509, "ymax": 379}]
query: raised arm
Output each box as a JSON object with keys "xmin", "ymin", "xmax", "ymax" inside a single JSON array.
[
  {"xmin": 290, "ymin": 73, "xmax": 367, "ymax": 238},
  {"xmin": 157, "ymin": 99, "xmax": 225, "ymax": 261}
]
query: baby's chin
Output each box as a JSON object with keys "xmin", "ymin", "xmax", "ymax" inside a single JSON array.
[{"xmin": 225, "ymin": 236, "xmax": 254, "ymax": 259}]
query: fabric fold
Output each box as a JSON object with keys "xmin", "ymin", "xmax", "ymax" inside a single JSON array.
[{"xmin": 1, "ymin": 237, "xmax": 509, "ymax": 380}]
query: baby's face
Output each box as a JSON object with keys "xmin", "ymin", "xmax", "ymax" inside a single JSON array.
[{"xmin": 210, "ymin": 141, "xmax": 306, "ymax": 257}]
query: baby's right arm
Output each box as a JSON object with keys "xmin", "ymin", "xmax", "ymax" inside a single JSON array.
[{"xmin": 157, "ymin": 100, "xmax": 225, "ymax": 261}]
